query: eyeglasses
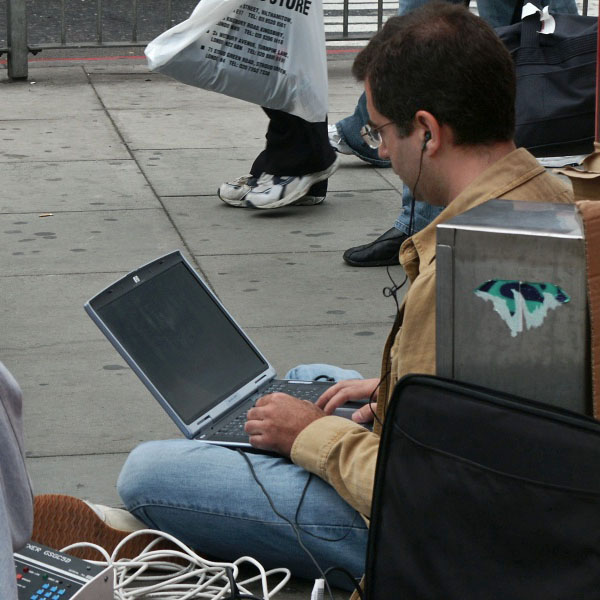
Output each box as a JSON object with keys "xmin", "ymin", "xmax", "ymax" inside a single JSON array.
[{"xmin": 360, "ymin": 121, "xmax": 395, "ymax": 149}]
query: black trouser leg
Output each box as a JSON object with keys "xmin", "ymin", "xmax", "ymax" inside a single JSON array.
[{"xmin": 250, "ymin": 108, "xmax": 336, "ymax": 196}]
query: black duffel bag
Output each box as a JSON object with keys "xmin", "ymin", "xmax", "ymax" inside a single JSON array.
[
  {"xmin": 365, "ymin": 375, "xmax": 600, "ymax": 599},
  {"xmin": 496, "ymin": 6, "xmax": 597, "ymax": 157}
]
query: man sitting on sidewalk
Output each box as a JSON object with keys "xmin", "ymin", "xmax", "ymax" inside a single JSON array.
[{"xmin": 34, "ymin": 3, "xmax": 573, "ymax": 596}]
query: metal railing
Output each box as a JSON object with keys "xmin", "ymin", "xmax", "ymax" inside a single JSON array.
[
  {"xmin": 2, "ymin": 0, "xmax": 394, "ymax": 79},
  {"xmin": 1, "ymin": 0, "xmax": 594, "ymax": 80}
]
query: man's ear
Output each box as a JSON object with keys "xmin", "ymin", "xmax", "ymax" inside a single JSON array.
[
  {"xmin": 422, "ymin": 130, "xmax": 432, "ymax": 150},
  {"xmin": 415, "ymin": 110, "xmax": 440, "ymax": 153}
]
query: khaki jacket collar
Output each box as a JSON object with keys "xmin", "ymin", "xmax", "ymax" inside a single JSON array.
[{"xmin": 399, "ymin": 148, "xmax": 545, "ymax": 278}]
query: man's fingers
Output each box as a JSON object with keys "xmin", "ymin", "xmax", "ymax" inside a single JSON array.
[
  {"xmin": 315, "ymin": 382, "xmax": 346, "ymax": 408},
  {"xmin": 316, "ymin": 379, "xmax": 371, "ymax": 409},
  {"xmin": 246, "ymin": 430, "xmax": 268, "ymax": 450},
  {"xmin": 321, "ymin": 391, "xmax": 355, "ymax": 414},
  {"xmin": 352, "ymin": 402, "xmax": 378, "ymax": 423},
  {"xmin": 244, "ymin": 418, "xmax": 260, "ymax": 434},
  {"xmin": 317, "ymin": 379, "xmax": 380, "ymax": 414},
  {"xmin": 251, "ymin": 392, "xmax": 292, "ymax": 416},
  {"xmin": 254, "ymin": 393, "xmax": 276, "ymax": 407}
]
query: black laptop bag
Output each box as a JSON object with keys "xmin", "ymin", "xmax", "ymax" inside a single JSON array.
[{"xmin": 365, "ymin": 375, "xmax": 600, "ymax": 600}]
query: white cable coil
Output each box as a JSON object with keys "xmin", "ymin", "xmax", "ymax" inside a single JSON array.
[{"xmin": 60, "ymin": 528, "xmax": 291, "ymax": 600}]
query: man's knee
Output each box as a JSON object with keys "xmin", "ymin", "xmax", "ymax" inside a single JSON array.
[
  {"xmin": 117, "ymin": 440, "xmax": 187, "ymax": 506},
  {"xmin": 117, "ymin": 441, "xmax": 155, "ymax": 505},
  {"xmin": 117, "ymin": 440, "xmax": 232, "ymax": 507}
]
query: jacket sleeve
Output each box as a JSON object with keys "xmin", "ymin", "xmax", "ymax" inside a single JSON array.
[{"xmin": 291, "ymin": 415, "xmax": 379, "ymax": 517}]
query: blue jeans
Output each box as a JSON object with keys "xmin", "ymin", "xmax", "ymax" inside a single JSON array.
[{"xmin": 117, "ymin": 364, "xmax": 368, "ymax": 591}]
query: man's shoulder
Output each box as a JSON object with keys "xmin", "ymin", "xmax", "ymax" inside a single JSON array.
[
  {"xmin": 495, "ymin": 149, "xmax": 573, "ymax": 205},
  {"xmin": 511, "ymin": 169, "xmax": 573, "ymax": 205}
]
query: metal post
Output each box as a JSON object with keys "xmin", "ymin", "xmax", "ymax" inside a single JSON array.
[
  {"xmin": 97, "ymin": 0, "xmax": 103, "ymax": 44},
  {"xmin": 7, "ymin": 0, "xmax": 28, "ymax": 80},
  {"xmin": 132, "ymin": 0, "xmax": 138, "ymax": 43},
  {"xmin": 165, "ymin": 0, "xmax": 173, "ymax": 32},
  {"xmin": 61, "ymin": 0, "xmax": 66, "ymax": 45}
]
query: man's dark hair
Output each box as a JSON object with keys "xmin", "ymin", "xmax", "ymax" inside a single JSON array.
[{"xmin": 353, "ymin": 2, "xmax": 516, "ymax": 145}]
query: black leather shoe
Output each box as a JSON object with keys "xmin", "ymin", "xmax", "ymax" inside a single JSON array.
[{"xmin": 343, "ymin": 227, "xmax": 407, "ymax": 267}]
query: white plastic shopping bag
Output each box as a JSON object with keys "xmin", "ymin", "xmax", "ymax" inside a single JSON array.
[{"xmin": 145, "ymin": 0, "xmax": 328, "ymax": 122}]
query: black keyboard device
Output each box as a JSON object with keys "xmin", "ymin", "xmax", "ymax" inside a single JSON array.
[{"xmin": 15, "ymin": 540, "xmax": 113, "ymax": 600}]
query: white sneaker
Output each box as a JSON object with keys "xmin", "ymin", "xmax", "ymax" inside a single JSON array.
[
  {"xmin": 328, "ymin": 124, "xmax": 353, "ymax": 155},
  {"xmin": 245, "ymin": 157, "xmax": 340, "ymax": 209},
  {"xmin": 84, "ymin": 501, "xmax": 146, "ymax": 531},
  {"xmin": 295, "ymin": 195, "xmax": 326, "ymax": 206},
  {"xmin": 218, "ymin": 174, "xmax": 258, "ymax": 207}
]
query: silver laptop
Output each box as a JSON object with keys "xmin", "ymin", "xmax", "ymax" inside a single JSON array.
[{"xmin": 85, "ymin": 251, "xmax": 363, "ymax": 447}]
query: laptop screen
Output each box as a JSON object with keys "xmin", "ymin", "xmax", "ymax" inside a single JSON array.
[{"xmin": 93, "ymin": 260, "xmax": 268, "ymax": 424}]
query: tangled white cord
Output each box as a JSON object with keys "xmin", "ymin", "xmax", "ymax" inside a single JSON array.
[{"xmin": 60, "ymin": 528, "xmax": 291, "ymax": 600}]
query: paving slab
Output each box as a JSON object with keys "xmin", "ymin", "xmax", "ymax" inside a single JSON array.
[
  {"xmin": 2, "ymin": 209, "xmax": 182, "ymax": 275},
  {"xmin": 375, "ymin": 166, "xmax": 404, "ymax": 193},
  {"xmin": 0, "ymin": 51, "xmax": 403, "ymax": 600},
  {"xmin": 3, "ymin": 341, "xmax": 182, "ymax": 457},
  {"xmin": 89, "ymin": 71, "xmax": 256, "ymax": 110},
  {"xmin": 0, "ymin": 160, "xmax": 158, "ymax": 213},
  {"xmin": 162, "ymin": 189, "xmax": 402, "ymax": 256},
  {"xmin": 133, "ymin": 148, "xmax": 259, "ymax": 197},
  {"xmin": 26, "ymin": 453, "xmax": 129, "ymax": 505},
  {"xmin": 0, "ymin": 67, "xmax": 99, "ymax": 119},
  {"xmin": 1, "ymin": 273, "xmax": 123, "ymax": 350},
  {"xmin": 245, "ymin": 323, "xmax": 392, "ymax": 378},
  {"xmin": 0, "ymin": 116, "xmax": 129, "ymax": 162},
  {"xmin": 134, "ymin": 149, "xmax": 393, "ymax": 197},
  {"xmin": 325, "ymin": 158, "xmax": 395, "ymax": 193},
  {"xmin": 109, "ymin": 106, "xmax": 269, "ymax": 150},
  {"xmin": 196, "ymin": 252, "xmax": 404, "ymax": 329}
]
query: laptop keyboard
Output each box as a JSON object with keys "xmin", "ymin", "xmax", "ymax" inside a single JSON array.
[
  {"xmin": 262, "ymin": 380, "xmax": 330, "ymax": 402},
  {"xmin": 218, "ymin": 380, "xmax": 332, "ymax": 437},
  {"xmin": 220, "ymin": 411, "xmax": 249, "ymax": 436}
]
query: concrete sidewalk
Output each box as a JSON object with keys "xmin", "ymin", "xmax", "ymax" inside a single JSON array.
[{"xmin": 1, "ymin": 53, "xmax": 406, "ymax": 597}]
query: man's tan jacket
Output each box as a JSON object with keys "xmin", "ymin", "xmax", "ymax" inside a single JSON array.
[{"xmin": 291, "ymin": 148, "xmax": 573, "ymax": 596}]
